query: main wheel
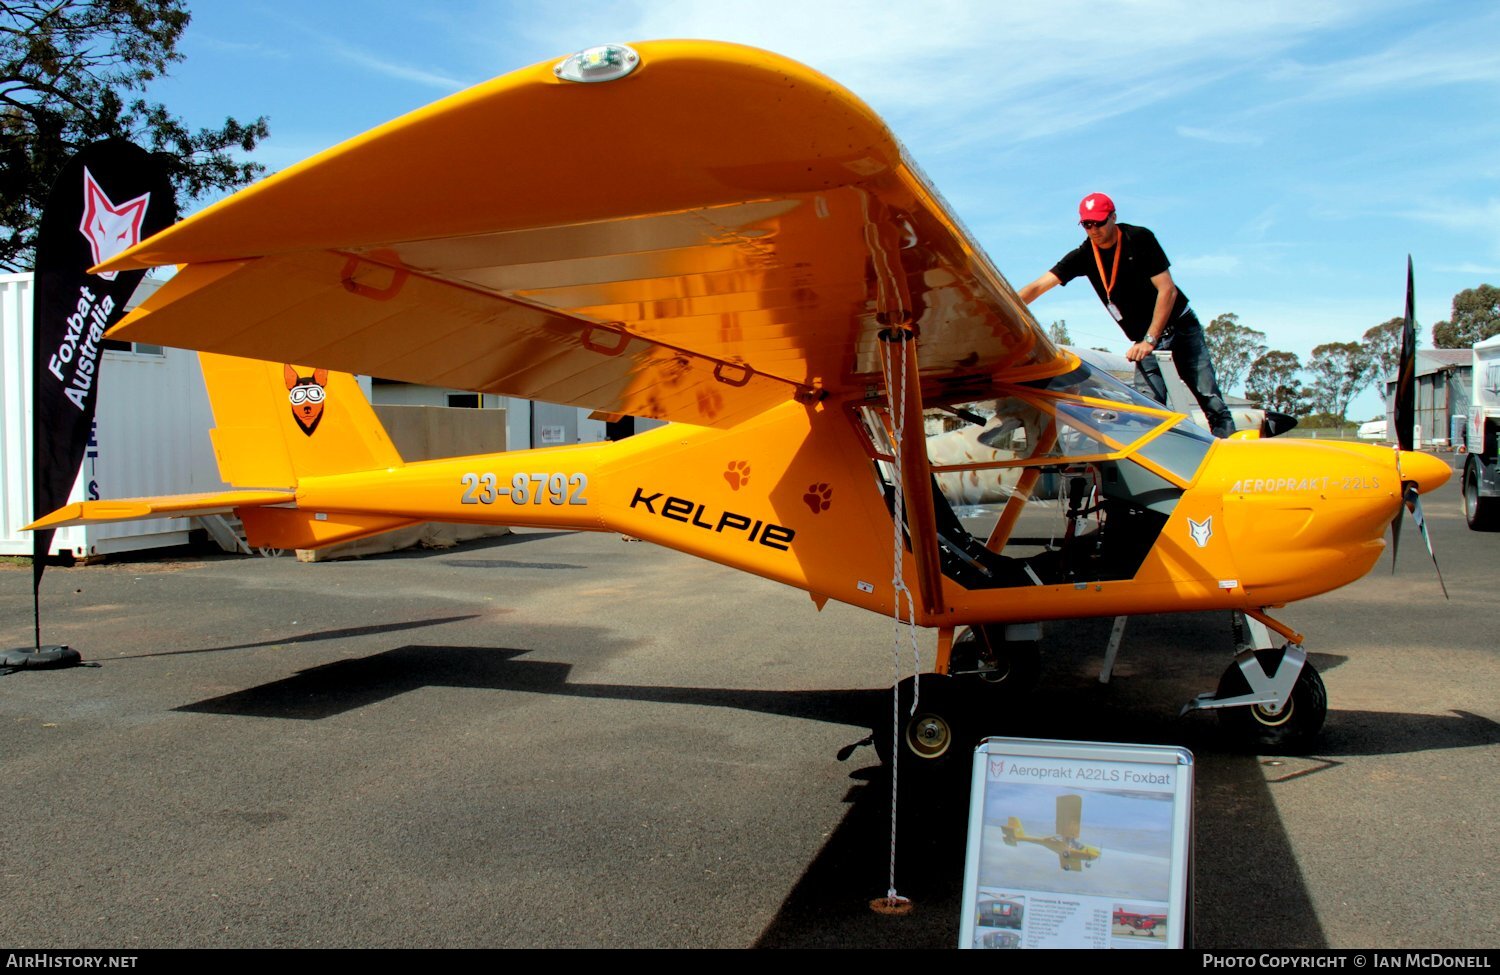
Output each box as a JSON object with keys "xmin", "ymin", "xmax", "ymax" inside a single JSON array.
[
  {"xmin": 948, "ymin": 626, "xmax": 1041, "ymax": 700},
  {"xmin": 874, "ymin": 674, "xmax": 975, "ymax": 790},
  {"xmin": 1215, "ymin": 648, "xmax": 1327, "ymax": 753},
  {"xmin": 1465, "ymin": 460, "xmax": 1499, "ymax": 531}
]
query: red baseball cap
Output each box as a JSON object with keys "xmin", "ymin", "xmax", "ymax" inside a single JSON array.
[{"xmin": 1078, "ymin": 193, "xmax": 1115, "ymax": 222}]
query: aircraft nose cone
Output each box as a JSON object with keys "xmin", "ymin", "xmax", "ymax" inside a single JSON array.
[{"xmin": 1401, "ymin": 450, "xmax": 1451, "ymax": 495}]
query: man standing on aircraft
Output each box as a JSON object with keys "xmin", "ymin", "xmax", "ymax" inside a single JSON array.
[{"xmin": 1018, "ymin": 193, "xmax": 1234, "ymax": 437}]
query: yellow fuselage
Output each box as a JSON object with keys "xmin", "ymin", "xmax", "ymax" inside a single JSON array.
[{"xmin": 281, "ymin": 398, "xmax": 1449, "ymax": 628}]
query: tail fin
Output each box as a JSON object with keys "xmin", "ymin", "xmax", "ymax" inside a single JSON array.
[
  {"xmin": 199, "ymin": 352, "xmax": 402, "ymax": 489},
  {"xmin": 27, "ymin": 355, "xmax": 412, "ymax": 548},
  {"xmin": 1001, "ymin": 816, "xmax": 1024, "ymax": 846}
]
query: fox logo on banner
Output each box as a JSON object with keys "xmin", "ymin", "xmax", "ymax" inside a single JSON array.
[{"xmin": 29, "ymin": 140, "xmax": 176, "ymax": 647}]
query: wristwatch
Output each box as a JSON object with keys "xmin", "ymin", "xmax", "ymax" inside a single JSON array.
[{"xmin": 1142, "ymin": 333, "xmax": 1158, "ymax": 346}]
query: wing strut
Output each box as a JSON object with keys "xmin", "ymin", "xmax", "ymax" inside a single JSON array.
[
  {"xmin": 873, "ymin": 317, "xmax": 935, "ymax": 921},
  {"xmin": 880, "ymin": 325, "xmax": 945, "ymax": 615}
]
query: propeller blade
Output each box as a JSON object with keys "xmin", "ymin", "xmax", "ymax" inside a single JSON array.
[
  {"xmin": 1387, "ymin": 261, "xmax": 1445, "ymax": 595},
  {"xmin": 1406, "ymin": 486, "xmax": 1450, "ymax": 600},
  {"xmin": 1395, "ymin": 257, "xmax": 1417, "ymax": 452},
  {"xmin": 1389, "ymin": 487, "xmax": 1405, "ymax": 571}
]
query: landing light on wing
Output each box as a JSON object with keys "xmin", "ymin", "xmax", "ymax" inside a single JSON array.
[{"xmin": 554, "ymin": 44, "xmax": 641, "ymax": 83}]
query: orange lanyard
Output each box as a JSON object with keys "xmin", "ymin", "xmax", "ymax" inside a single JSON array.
[{"xmin": 1090, "ymin": 234, "xmax": 1122, "ymax": 299}]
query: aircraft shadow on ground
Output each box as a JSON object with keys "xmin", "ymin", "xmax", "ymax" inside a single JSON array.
[
  {"xmin": 118, "ymin": 615, "xmax": 483, "ymax": 660},
  {"xmin": 175, "ymin": 642, "xmax": 877, "ymax": 725},
  {"xmin": 172, "ymin": 634, "xmax": 1494, "ymax": 947}
]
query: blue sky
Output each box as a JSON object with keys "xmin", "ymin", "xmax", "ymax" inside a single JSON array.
[{"xmin": 146, "ymin": 1, "xmax": 1500, "ymax": 421}]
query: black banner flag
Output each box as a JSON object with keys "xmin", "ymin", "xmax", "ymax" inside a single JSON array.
[{"xmin": 29, "ymin": 140, "xmax": 177, "ymax": 648}]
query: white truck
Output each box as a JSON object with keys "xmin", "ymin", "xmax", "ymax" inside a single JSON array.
[{"xmin": 1460, "ymin": 334, "xmax": 1500, "ymax": 530}]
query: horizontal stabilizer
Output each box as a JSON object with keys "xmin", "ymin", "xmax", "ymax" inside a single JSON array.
[{"xmin": 26, "ymin": 491, "xmax": 296, "ymax": 530}]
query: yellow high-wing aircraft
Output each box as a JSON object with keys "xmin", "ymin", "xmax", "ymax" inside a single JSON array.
[
  {"xmin": 30, "ymin": 41, "xmax": 1449, "ymax": 767},
  {"xmin": 1001, "ymin": 794, "xmax": 1101, "ymax": 872}
]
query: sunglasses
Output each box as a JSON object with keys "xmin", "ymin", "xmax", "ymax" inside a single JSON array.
[{"xmin": 1080, "ymin": 218, "xmax": 1112, "ymax": 229}]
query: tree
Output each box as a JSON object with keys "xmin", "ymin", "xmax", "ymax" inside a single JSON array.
[
  {"xmin": 1245, "ymin": 350, "xmax": 1311, "ymax": 416},
  {"xmin": 1361, "ymin": 317, "xmax": 1417, "ymax": 401},
  {"xmin": 1307, "ymin": 341, "xmax": 1372, "ymax": 421},
  {"xmin": 1431, "ymin": 284, "xmax": 1500, "ymax": 348},
  {"xmin": 1047, "ymin": 319, "xmax": 1072, "ymax": 345},
  {"xmin": 1204, "ymin": 312, "xmax": 1267, "ymax": 395},
  {"xmin": 0, "ymin": 0, "xmax": 269, "ymax": 270}
]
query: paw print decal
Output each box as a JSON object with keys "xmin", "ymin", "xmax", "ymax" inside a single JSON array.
[
  {"xmin": 803, "ymin": 482, "xmax": 833, "ymax": 514},
  {"xmin": 724, "ymin": 460, "xmax": 752, "ymax": 490}
]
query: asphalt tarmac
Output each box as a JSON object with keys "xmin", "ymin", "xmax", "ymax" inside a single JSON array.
[{"xmin": 2, "ymin": 473, "xmax": 1495, "ymax": 949}]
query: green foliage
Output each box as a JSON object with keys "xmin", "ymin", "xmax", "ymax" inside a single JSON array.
[
  {"xmin": 1362, "ymin": 316, "xmax": 1416, "ymax": 400},
  {"xmin": 0, "ymin": 0, "xmax": 269, "ymax": 270},
  {"xmin": 1204, "ymin": 312, "xmax": 1267, "ymax": 394},
  {"xmin": 1299, "ymin": 413, "xmax": 1359, "ymax": 431},
  {"xmin": 1047, "ymin": 319, "xmax": 1072, "ymax": 345},
  {"xmin": 1431, "ymin": 284, "xmax": 1500, "ymax": 348},
  {"xmin": 1245, "ymin": 349, "xmax": 1310, "ymax": 416},
  {"xmin": 1307, "ymin": 341, "xmax": 1373, "ymax": 421}
]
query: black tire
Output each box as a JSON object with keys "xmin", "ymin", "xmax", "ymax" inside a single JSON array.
[
  {"xmin": 948, "ymin": 626, "xmax": 1041, "ymax": 700},
  {"xmin": 1464, "ymin": 459, "xmax": 1500, "ymax": 531},
  {"xmin": 873, "ymin": 674, "xmax": 975, "ymax": 791},
  {"xmin": 1215, "ymin": 648, "xmax": 1327, "ymax": 753}
]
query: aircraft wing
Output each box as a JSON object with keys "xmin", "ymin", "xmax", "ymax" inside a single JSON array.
[
  {"xmin": 101, "ymin": 40, "xmax": 1067, "ymax": 428},
  {"xmin": 1056, "ymin": 793, "xmax": 1083, "ymax": 840}
]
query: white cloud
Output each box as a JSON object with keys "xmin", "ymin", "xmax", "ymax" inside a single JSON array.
[
  {"xmin": 1175, "ymin": 253, "xmax": 1243, "ymax": 274},
  {"xmin": 329, "ymin": 44, "xmax": 468, "ymax": 91},
  {"xmin": 245, "ymin": 4, "xmax": 470, "ymax": 91},
  {"xmin": 505, "ymin": 0, "xmax": 1364, "ymax": 147},
  {"xmin": 1266, "ymin": 11, "xmax": 1500, "ymax": 101},
  {"xmin": 1432, "ymin": 262, "xmax": 1500, "ymax": 276},
  {"xmin": 196, "ymin": 37, "xmax": 291, "ymax": 60},
  {"xmin": 1176, "ymin": 125, "xmax": 1264, "ymax": 147},
  {"xmin": 1241, "ymin": 206, "xmax": 1280, "ymax": 241},
  {"xmin": 1396, "ymin": 198, "xmax": 1500, "ymax": 234}
]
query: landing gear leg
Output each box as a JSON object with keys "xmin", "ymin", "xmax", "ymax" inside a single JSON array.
[
  {"xmin": 945, "ymin": 624, "xmax": 1041, "ymax": 700},
  {"xmin": 1183, "ymin": 611, "xmax": 1328, "ymax": 752}
]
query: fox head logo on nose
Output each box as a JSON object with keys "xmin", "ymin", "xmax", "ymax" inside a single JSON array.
[
  {"xmin": 1188, "ymin": 516, "xmax": 1213, "ymax": 548},
  {"xmin": 284, "ymin": 365, "xmax": 329, "ymax": 436}
]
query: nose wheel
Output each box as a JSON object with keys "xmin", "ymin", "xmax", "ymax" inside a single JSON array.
[{"xmin": 1212, "ymin": 647, "xmax": 1327, "ymax": 752}]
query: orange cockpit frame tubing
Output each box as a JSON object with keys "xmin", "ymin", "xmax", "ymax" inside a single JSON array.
[{"xmin": 851, "ymin": 383, "xmax": 1193, "ymax": 555}]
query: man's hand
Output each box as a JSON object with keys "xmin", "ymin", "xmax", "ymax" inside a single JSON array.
[
  {"xmin": 1126, "ymin": 340, "xmax": 1154, "ymax": 362},
  {"xmin": 1018, "ymin": 271, "xmax": 1061, "ymax": 305}
]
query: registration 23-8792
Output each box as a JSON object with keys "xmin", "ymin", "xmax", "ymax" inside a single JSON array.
[{"xmin": 460, "ymin": 472, "xmax": 588, "ymax": 506}]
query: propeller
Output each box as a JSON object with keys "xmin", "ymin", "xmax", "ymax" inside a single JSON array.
[{"xmin": 1389, "ymin": 257, "xmax": 1448, "ymax": 598}]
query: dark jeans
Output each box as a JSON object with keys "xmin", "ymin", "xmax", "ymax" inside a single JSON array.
[{"xmin": 1134, "ymin": 311, "xmax": 1234, "ymax": 438}]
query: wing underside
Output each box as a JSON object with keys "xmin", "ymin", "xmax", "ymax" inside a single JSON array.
[{"xmin": 103, "ymin": 41, "xmax": 1066, "ymax": 426}]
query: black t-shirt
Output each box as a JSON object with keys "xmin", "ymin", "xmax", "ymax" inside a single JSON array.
[{"xmin": 1050, "ymin": 223, "xmax": 1190, "ymax": 341}]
